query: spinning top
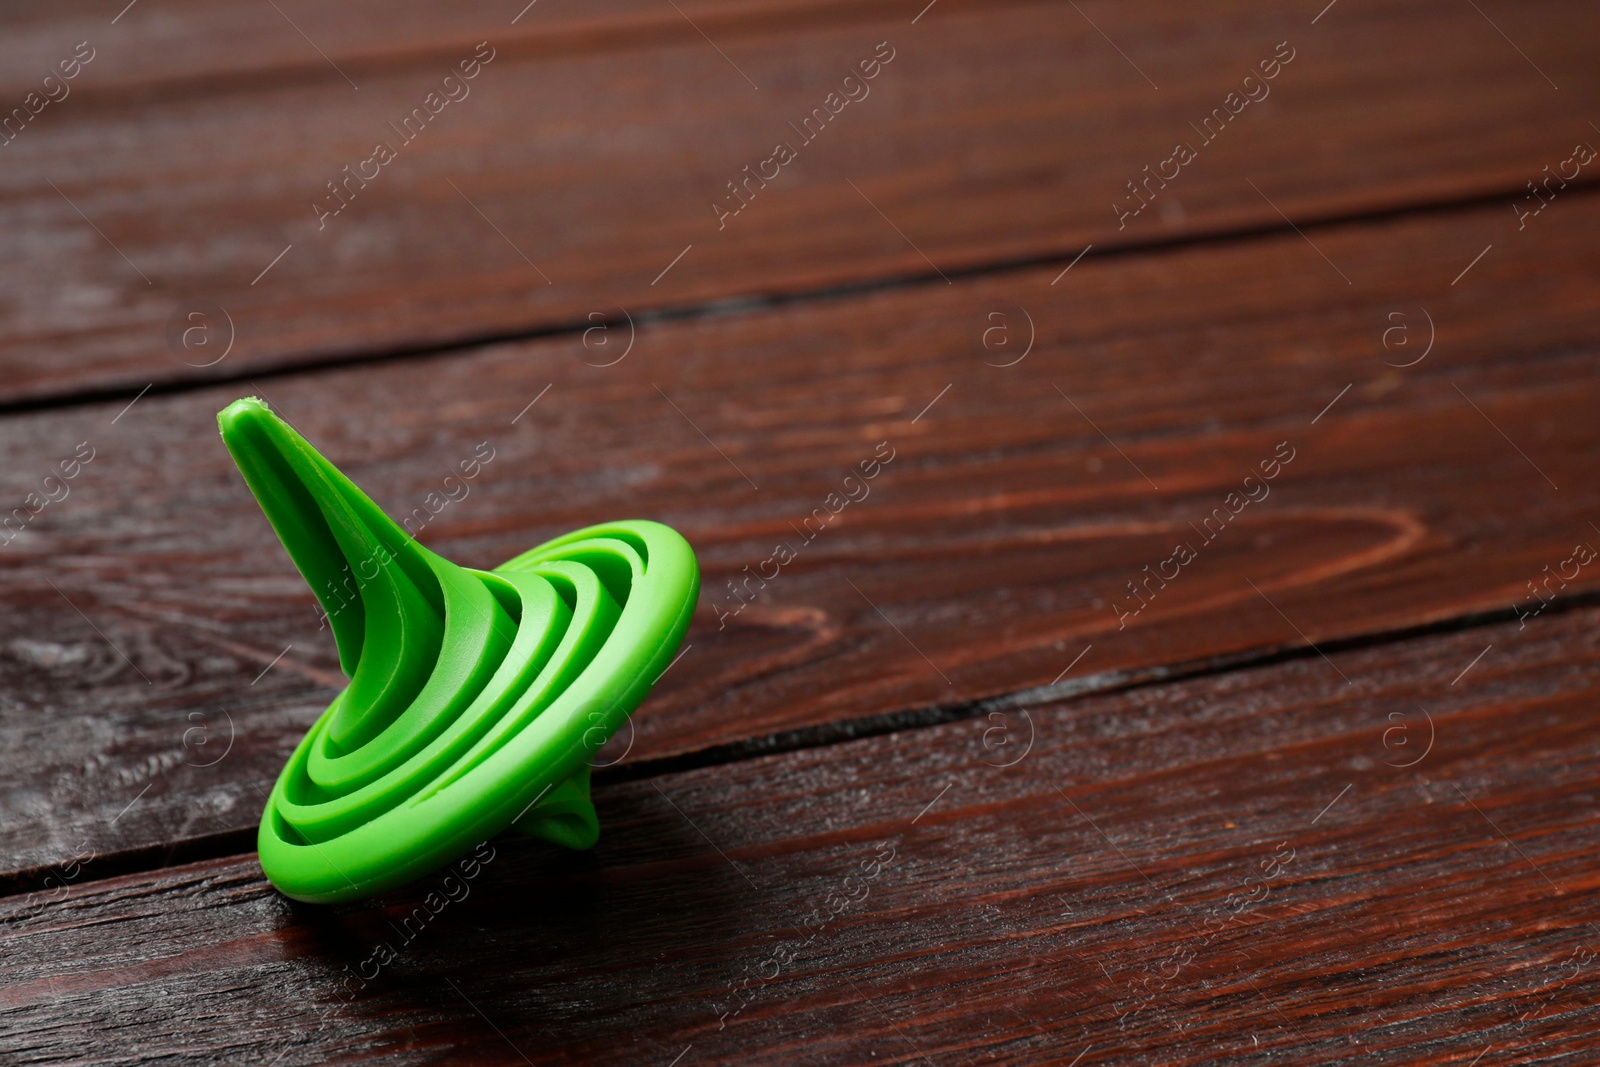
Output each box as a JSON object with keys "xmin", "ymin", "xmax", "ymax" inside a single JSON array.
[{"xmin": 218, "ymin": 398, "xmax": 698, "ymax": 903}]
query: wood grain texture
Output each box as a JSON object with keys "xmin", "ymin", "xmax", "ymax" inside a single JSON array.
[
  {"xmin": 0, "ymin": 189, "xmax": 1596, "ymax": 879},
  {"xmin": 3, "ymin": 0, "xmax": 1597, "ymax": 402},
  {"xmin": 2, "ymin": 605, "xmax": 1595, "ymax": 1065},
  {"xmin": 0, "ymin": 0, "xmax": 920, "ymax": 100}
]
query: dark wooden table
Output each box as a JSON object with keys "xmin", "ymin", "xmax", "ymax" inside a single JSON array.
[{"xmin": 3, "ymin": 1, "xmax": 1599, "ymax": 1063}]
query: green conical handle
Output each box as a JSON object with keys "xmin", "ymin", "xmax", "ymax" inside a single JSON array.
[{"xmin": 218, "ymin": 398, "xmax": 698, "ymax": 903}]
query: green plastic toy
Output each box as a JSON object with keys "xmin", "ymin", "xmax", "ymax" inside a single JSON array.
[{"xmin": 217, "ymin": 397, "xmax": 698, "ymax": 903}]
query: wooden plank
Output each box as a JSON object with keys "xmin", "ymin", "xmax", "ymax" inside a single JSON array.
[
  {"xmin": 4, "ymin": 0, "xmax": 1597, "ymax": 401},
  {"xmin": 0, "ymin": 189, "xmax": 1596, "ymax": 877},
  {"xmin": 0, "ymin": 0, "xmax": 920, "ymax": 101},
  {"xmin": 2, "ymin": 606, "xmax": 1595, "ymax": 1064}
]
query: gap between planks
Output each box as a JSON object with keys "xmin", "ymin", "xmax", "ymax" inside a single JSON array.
[
  {"xmin": 4, "ymin": 177, "xmax": 1598, "ymax": 423},
  {"xmin": 3, "ymin": 588, "xmax": 1593, "ymax": 902}
]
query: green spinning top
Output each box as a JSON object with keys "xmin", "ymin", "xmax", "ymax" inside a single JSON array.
[{"xmin": 218, "ymin": 398, "xmax": 698, "ymax": 903}]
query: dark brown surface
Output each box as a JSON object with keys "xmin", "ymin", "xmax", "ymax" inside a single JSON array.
[
  {"xmin": 4, "ymin": 0, "xmax": 1598, "ymax": 403},
  {"xmin": 4, "ymin": 0, "xmax": 1600, "ymax": 1062},
  {"xmin": 2, "ymin": 606, "xmax": 1596, "ymax": 1065},
  {"xmin": 2, "ymin": 189, "xmax": 1599, "ymax": 884}
]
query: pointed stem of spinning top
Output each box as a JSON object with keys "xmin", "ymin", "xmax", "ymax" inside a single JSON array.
[{"xmin": 217, "ymin": 397, "xmax": 492, "ymax": 751}]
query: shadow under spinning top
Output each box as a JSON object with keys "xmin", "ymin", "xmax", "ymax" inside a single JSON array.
[{"xmin": 218, "ymin": 398, "xmax": 698, "ymax": 903}]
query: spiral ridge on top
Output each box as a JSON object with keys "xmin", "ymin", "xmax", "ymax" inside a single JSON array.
[{"xmin": 218, "ymin": 398, "xmax": 698, "ymax": 903}]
